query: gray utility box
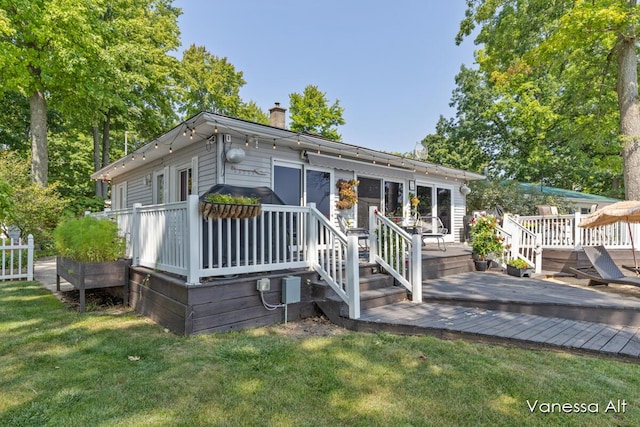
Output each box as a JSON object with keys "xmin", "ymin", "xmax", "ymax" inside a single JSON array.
[{"xmin": 282, "ymin": 276, "xmax": 301, "ymax": 304}]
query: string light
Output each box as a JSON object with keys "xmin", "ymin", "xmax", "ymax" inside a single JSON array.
[
  {"xmin": 154, "ymin": 142, "xmax": 158, "ymax": 149},
  {"xmin": 169, "ymin": 145, "xmax": 173, "ymax": 154},
  {"xmin": 317, "ymin": 145, "xmax": 320, "ymax": 154},
  {"xmin": 272, "ymin": 139, "xmax": 276, "ymax": 150},
  {"xmin": 214, "ymin": 124, "xmax": 218, "ymax": 134},
  {"xmin": 245, "ymin": 136, "xmax": 249, "ymax": 147},
  {"xmin": 142, "ymin": 153, "xmax": 146, "ymax": 160},
  {"xmin": 338, "ymin": 151, "xmax": 342, "ymax": 158},
  {"xmin": 183, "ymin": 128, "xmax": 187, "ymax": 137},
  {"xmin": 131, "ymin": 154, "xmax": 135, "ymax": 161},
  {"xmin": 297, "ymin": 136, "xmax": 300, "ymax": 145}
]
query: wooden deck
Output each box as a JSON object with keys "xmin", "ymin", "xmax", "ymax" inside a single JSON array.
[{"xmin": 337, "ymin": 270, "xmax": 640, "ymax": 360}]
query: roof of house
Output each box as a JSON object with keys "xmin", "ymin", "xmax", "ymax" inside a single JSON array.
[
  {"xmin": 519, "ymin": 183, "xmax": 620, "ymax": 203},
  {"xmin": 91, "ymin": 111, "xmax": 486, "ymax": 182}
]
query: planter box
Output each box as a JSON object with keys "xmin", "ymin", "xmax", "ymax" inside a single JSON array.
[
  {"xmin": 56, "ymin": 256, "xmax": 130, "ymax": 312},
  {"xmin": 507, "ymin": 264, "xmax": 533, "ymax": 278},
  {"xmin": 199, "ymin": 201, "xmax": 261, "ymax": 220}
]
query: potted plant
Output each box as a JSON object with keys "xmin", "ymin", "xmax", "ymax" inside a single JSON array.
[
  {"xmin": 53, "ymin": 216, "xmax": 129, "ymax": 312},
  {"xmin": 199, "ymin": 193, "xmax": 261, "ymax": 219},
  {"xmin": 469, "ymin": 214, "xmax": 505, "ymax": 271},
  {"xmin": 507, "ymin": 258, "xmax": 534, "ymax": 277}
]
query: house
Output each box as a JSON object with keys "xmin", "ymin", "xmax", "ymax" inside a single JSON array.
[{"xmin": 90, "ymin": 104, "xmax": 485, "ymax": 334}]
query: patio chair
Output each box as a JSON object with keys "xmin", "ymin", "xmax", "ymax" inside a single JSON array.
[
  {"xmin": 336, "ymin": 214, "xmax": 369, "ymax": 250},
  {"xmin": 569, "ymin": 245, "xmax": 640, "ymax": 287},
  {"xmin": 413, "ymin": 216, "xmax": 447, "ymax": 252}
]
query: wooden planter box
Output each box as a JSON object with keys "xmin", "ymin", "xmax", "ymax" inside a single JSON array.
[
  {"xmin": 56, "ymin": 256, "xmax": 130, "ymax": 312},
  {"xmin": 506, "ymin": 264, "xmax": 533, "ymax": 278},
  {"xmin": 199, "ymin": 201, "xmax": 261, "ymax": 220}
]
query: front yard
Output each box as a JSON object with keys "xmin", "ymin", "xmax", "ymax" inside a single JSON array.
[{"xmin": 2, "ymin": 280, "xmax": 640, "ymax": 426}]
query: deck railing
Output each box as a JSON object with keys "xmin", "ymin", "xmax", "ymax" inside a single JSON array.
[
  {"xmin": 0, "ymin": 235, "xmax": 34, "ymax": 281},
  {"xmin": 501, "ymin": 214, "xmax": 542, "ymax": 273},
  {"xmin": 93, "ymin": 196, "xmax": 364, "ymax": 319},
  {"xmin": 370, "ymin": 208, "xmax": 422, "ymax": 302},
  {"xmin": 516, "ymin": 212, "xmax": 640, "ymax": 249}
]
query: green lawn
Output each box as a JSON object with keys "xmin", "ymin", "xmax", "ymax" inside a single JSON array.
[{"xmin": 2, "ymin": 280, "xmax": 640, "ymax": 427}]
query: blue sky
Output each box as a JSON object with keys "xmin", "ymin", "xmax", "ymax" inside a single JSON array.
[{"xmin": 173, "ymin": 1, "xmax": 477, "ymax": 154}]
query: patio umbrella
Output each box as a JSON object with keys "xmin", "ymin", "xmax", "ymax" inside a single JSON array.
[{"xmin": 578, "ymin": 200, "xmax": 640, "ymax": 270}]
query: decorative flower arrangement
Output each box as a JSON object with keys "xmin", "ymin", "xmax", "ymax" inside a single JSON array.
[
  {"xmin": 336, "ymin": 179, "xmax": 359, "ymax": 210},
  {"xmin": 469, "ymin": 214, "xmax": 505, "ymax": 261}
]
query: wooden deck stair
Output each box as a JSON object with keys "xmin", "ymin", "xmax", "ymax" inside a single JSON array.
[{"xmin": 313, "ymin": 263, "xmax": 407, "ymax": 321}]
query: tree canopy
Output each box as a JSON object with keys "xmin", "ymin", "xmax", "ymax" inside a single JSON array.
[
  {"xmin": 289, "ymin": 85, "xmax": 345, "ymax": 141},
  {"xmin": 428, "ymin": 0, "xmax": 640, "ymax": 199}
]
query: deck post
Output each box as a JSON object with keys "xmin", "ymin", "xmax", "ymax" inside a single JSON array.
[
  {"xmin": 346, "ymin": 235, "xmax": 360, "ymax": 319},
  {"xmin": 306, "ymin": 203, "xmax": 318, "ymax": 268},
  {"xmin": 26, "ymin": 234, "xmax": 34, "ymax": 281},
  {"xmin": 186, "ymin": 195, "xmax": 201, "ymax": 285},
  {"xmin": 573, "ymin": 212, "xmax": 582, "ymax": 249},
  {"xmin": 131, "ymin": 203, "xmax": 142, "ymax": 267},
  {"xmin": 410, "ymin": 234, "xmax": 422, "ymax": 302},
  {"xmin": 368, "ymin": 206, "xmax": 377, "ymax": 263}
]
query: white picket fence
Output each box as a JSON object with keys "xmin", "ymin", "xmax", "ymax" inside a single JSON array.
[{"xmin": 0, "ymin": 234, "xmax": 34, "ymax": 281}]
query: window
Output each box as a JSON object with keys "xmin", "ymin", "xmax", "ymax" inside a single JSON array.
[
  {"xmin": 384, "ymin": 181, "xmax": 403, "ymax": 216},
  {"xmin": 437, "ymin": 187, "xmax": 452, "ymax": 234},
  {"xmin": 178, "ymin": 167, "xmax": 192, "ymax": 202},
  {"xmin": 306, "ymin": 169, "xmax": 331, "ymax": 217},
  {"xmin": 274, "ymin": 164, "xmax": 302, "ymax": 206},
  {"xmin": 154, "ymin": 173, "xmax": 165, "ymax": 204}
]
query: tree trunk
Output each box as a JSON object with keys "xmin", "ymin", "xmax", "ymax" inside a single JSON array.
[
  {"xmin": 29, "ymin": 91, "xmax": 48, "ymax": 186},
  {"xmin": 618, "ymin": 0, "xmax": 640, "ymax": 200},
  {"xmin": 92, "ymin": 125, "xmax": 103, "ymax": 197}
]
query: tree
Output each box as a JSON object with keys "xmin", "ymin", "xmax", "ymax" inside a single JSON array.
[
  {"xmin": 0, "ymin": 152, "xmax": 65, "ymax": 250},
  {"xmin": 289, "ymin": 85, "xmax": 345, "ymax": 140},
  {"xmin": 457, "ymin": 0, "xmax": 640, "ymax": 199},
  {"xmin": 177, "ymin": 44, "xmax": 268, "ymax": 123},
  {"xmin": 0, "ymin": 0, "xmax": 109, "ymax": 186}
]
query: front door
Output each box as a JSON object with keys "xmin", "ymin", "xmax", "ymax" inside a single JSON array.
[{"xmin": 357, "ymin": 177, "xmax": 381, "ymax": 229}]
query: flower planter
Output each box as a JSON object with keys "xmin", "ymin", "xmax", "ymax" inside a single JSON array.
[
  {"xmin": 199, "ymin": 201, "xmax": 261, "ymax": 220},
  {"xmin": 474, "ymin": 260, "xmax": 489, "ymax": 271},
  {"xmin": 56, "ymin": 256, "xmax": 130, "ymax": 312},
  {"xmin": 507, "ymin": 264, "xmax": 533, "ymax": 278}
]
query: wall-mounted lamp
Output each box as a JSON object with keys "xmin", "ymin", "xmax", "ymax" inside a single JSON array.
[{"xmin": 460, "ymin": 183, "xmax": 472, "ymax": 196}]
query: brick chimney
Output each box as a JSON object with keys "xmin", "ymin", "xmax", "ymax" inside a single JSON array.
[{"xmin": 269, "ymin": 102, "xmax": 286, "ymax": 128}]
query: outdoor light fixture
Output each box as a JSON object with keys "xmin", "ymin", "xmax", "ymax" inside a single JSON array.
[{"xmin": 460, "ymin": 183, "xmax": 472, "ymax": 196}]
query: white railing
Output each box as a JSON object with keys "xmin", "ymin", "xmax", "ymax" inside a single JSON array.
[
  {"xmin": 501, "ymin": 214, "xmax": 542, "ymax": 273},
  {"xmin": 307, "ymin": 204, "xmax": 360, "ymax": 319},
  {"xmin": 0, "ymin": 235, "xmax": 34, "ymax": 281},
  {"xmin": 516, "ymin": 212, "xmax": 640, "ymax": 249},
  {"xmin": 370, "ymin": 208, "xmax": 422, "ymax": 302},
  {"xmin": 93, "ymin": 196, "xmax": 365, "ymax": 319}
]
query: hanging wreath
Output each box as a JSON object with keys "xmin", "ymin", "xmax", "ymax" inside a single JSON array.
[{"xmin": 336, "ymin": 179, "xmax": 359, "ymax": 210}]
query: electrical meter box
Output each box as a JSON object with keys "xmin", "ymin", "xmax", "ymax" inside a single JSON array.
[{"xmin": 282, "ymin": 276, "xmax": 301, "ymax": 304}]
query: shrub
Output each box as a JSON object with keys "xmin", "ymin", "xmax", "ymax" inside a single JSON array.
[{"xmin": 53, "ymin": 216, "xmax": 125, "ymax": 263}]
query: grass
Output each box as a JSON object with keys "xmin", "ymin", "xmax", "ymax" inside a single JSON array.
[{"xmin": 2, "ymin": 281, "xmax": 640, "ymax": 426}]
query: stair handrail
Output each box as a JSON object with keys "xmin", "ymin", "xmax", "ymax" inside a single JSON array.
[
  {"xmin": 307, "ymin": 204, "xmax": 360, "ymax": 319},
  {"xmin": 502, "ymin": 214, "xmax": 542, "ymax": 273},
  {"xmin": 370, "ymin": 208, "xmax": 422, "ymax": 302}
]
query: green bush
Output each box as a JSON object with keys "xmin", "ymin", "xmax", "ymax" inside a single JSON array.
[{"xmin": 53, "ymin": 216, "xmax": 125, "ymax": 263}]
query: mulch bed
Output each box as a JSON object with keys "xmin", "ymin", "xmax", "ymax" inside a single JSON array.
[{"xmin": 57, "ymin": 288, "xmax": 129, "ymax": 313}]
